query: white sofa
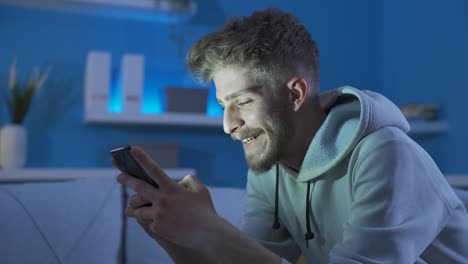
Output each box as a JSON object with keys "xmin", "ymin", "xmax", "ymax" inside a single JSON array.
[
  {"xmin": 1, "ymin": 176, "xmax": 467, "ymax": 264},
  {"xmin": 0, "ymin": 177, "xmax": 246, "ymax": 264}
]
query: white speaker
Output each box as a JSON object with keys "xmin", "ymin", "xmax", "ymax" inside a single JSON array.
[
  {"xmin": 121, "ymin": 54, "xmax": 144, "ymax": 114},
  {"xmin": 84, "ymin": 51, "xmax": 111, "ymax": 117}
]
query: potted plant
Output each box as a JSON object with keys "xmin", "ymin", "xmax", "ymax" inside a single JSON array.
[{"xmin": 0, "ymin": 58, "xmax": 50, "ymax": 169}]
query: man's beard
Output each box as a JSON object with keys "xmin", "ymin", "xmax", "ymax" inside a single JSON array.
[{"xmin": 236, "ymin": 105, "xmax": 293, "ymax": 173}]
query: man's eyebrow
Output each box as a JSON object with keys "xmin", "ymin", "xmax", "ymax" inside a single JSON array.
[{"xmin": 216, "ymin": 85, "xmax": 262, "ymax": 104}]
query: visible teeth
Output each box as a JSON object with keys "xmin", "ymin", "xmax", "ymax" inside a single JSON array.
[
  {"xmin": 243, "ymin": 137, "xmax": 253, "ymax": 143},
  {"xmin": 242, "ymin": 135, "xmax": 257, "ymax": 143}
]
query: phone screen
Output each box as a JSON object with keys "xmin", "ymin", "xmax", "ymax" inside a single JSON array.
[{"xmin": 111, "ymin": 145, "xmax": 159, "ymax": 189}]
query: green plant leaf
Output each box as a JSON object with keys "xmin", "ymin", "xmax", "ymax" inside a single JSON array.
[{"xmin": 4, "ymin": 63, "xmax": 52, "ymax": 124}]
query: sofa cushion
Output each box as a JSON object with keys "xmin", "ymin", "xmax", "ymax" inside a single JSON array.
[{"xmin": 0, "ymin": 177, "xmax": 122, "ymax": 264}]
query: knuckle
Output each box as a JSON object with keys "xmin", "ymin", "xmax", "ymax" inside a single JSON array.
[
  {"xmin": 129, "ymin": 195, "xmax": 139, "ymax": 206},
  {"xmin": 185, "ymin": 174, "xmax": 196, "ymax": 181},
  {"xmin": 152, "ymin": 208, "xmax": 164, "ymax": 221},
  {"xmin": 158, "ymin": 195, "xmax": 169, "ymax": 209}
]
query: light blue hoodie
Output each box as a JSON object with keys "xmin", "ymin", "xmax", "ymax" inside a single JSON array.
[{"xmin": 241, "ymin": 86, "xmax": 468, "ymax": 263}]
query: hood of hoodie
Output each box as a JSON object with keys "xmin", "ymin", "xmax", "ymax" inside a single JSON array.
[{"xmin": 295, "ymin": 86, "xmax": 410, "ymax": 182}]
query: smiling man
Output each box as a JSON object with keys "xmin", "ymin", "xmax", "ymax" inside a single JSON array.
[
  {"xmin": 216, "ymin": 72, "xmax": 301, "ymax": 173},
  {"xmin": 116, "ymin": 8, "xmax": 468, "ymax": 264}
]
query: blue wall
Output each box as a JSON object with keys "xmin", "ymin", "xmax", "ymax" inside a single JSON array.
[
  {"xmin": 5, "ymin": 0, "xmax": 464, "ymax": 187},
  {"xmin": 380, "ymin": 0, "xmax": 468, "ymax": 174}
]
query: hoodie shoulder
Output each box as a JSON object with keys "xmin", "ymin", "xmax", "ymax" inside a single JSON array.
[{"xmin": 298, "ymin": 87, "xmax": 410, "ymax": 182}]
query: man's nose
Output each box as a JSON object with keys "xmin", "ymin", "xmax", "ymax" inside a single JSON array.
[{"xmin": 223, "ymin": 105, "xmax": 243, "ymax": 135}]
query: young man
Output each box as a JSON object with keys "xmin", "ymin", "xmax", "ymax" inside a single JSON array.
[{"xmin": 115, "ymin": 8, "xmax": 468, "ymax": 263}]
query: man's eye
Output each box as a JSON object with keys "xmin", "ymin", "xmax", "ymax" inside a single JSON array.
[{"xmin": 238, "ymin": 99, "xmax": 253, "ymax": 106}]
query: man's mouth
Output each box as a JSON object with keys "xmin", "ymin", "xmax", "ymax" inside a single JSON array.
[{"xmin": 241, "ymin": 134, "xmax": 260, "ymax": 144}]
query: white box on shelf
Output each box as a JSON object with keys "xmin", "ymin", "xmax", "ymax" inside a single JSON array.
[
  {"xmin": 166, "ymin": 86, "xmax": 208, "ymax": 114},
  {"xmin": 122, "ymin": 54, "xmax": 144, "ymax": 114},
  {"xmin": 84, "ymin": 51, "xmax": 111, "ymax": 116}
]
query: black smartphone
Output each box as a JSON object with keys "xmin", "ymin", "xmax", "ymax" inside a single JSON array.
[{"xmin": 110, "ymin": 145, "xmax": 159, "ymax": 189}]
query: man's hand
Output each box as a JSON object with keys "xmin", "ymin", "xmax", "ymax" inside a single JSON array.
[
  {"xmin": 113, "ymin": 145, "xmax": 282, "ymax": 264},
  {"xmin": 112, "ymin": 145, "xmax": 220, "ymax": 250},
  {"xmin": 126, "ymin": 193, "xmax": 218, "ymax": 264}
]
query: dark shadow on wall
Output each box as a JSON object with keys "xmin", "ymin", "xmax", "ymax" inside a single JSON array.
[{"xmin": 178, "ymin": 146, "xmax": 215, "ymax": 184}]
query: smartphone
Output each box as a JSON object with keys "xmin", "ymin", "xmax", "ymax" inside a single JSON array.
[{"xmin": 110, "ymin": 145, "xmax": 159, "ymax": 189}]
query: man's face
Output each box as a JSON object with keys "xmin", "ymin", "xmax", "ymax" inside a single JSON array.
[{"xmin": 214, "ymin": 67, "xmax": 293, "ymax": 173}]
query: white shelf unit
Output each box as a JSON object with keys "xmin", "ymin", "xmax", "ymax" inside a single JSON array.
[
  {"xmin": 445, "ymin": 174, "xmax": 468, "ymax": 188},
  {"xmin": 408, "ymin": 120, "xmax": 449, "ymax": 135},
  {"xmin": 0, "ymin": 168, "xmax": 195, "ymax": 183},
  {"xmin": 85, "ymin": 112, "xmax": 223, "ymax": 127},
  {"xmin": 85, "ymin": 112, "xmax": 448, "ymax": 135},
  {"xmin": 0, "ymin": 0, "xmax": 197, "ymax": 23}
]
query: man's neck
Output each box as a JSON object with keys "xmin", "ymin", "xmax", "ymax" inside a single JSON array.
[{"xmin": 280, "ymin": 99, "xmax": 326, "ymax": 172}]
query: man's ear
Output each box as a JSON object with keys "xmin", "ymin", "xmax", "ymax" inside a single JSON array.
[{"xmin": 287, "ymin": 77, "xmax": 309, "ymax": 112}]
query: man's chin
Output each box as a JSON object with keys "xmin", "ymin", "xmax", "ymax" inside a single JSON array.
[{"xmin": 246, "ymin": 158, "xmax": 276, "ymax": 174}]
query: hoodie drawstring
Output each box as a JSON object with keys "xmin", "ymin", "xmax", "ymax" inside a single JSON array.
[
  {"xmin": 272, "ymin": 164, "xmax": 281, "ymax": 229},
  {"xmin": 272, "ymin": 164, "xmax": 315, "ymax": 247},
  {"xmin": 305, "ymin": 180, "xmax": 315, "ymax": 247}
]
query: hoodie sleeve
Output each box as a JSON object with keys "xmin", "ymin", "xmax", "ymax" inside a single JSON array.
[
  {"xmin": 329, "ymin": 137, "xmax": 456, "ymax": 263},
  {"xmin": 241, "ymin": 171, "xmax": 302, "ymax": 263}
]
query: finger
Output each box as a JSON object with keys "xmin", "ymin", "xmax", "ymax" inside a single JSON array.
[
  {"xmin": 126, "ymin": 206, "xmax": 156, "ymax": 221},
  {"xmin": 117, "ymin": 173, "xmax": 158, "ymax": 202},
  {"xmin": 178, "ymin": 175, "xmax": 204, "ymax": 192},
  {"xmin": 130, "ymin": 145, "xmax": 176, "ymax": 189},
  {"xmin": 137, "ymin": 218, "xmax": 152, "ymax": 226},
  {"xmin": 129, "ymin": 194, "xmax": 152, "ymax": 208},
  {"xmin": 127, "ymin": 207, "xmax": 153, "ymax": 224},
  {"xmin": 115, "ymin": 172, "xmax": 132, "ymax": 184}
]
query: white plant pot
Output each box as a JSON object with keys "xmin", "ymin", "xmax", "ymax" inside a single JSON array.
[{"xmin": 0, "ymin": 124, "xmax": 27, "ymax": 169}]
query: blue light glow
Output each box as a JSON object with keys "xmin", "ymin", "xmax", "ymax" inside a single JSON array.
[
  {"xmin": 142, "ymin": 77, "xmax": 163, "ymax": 114},
  {"xmin": 109, "ymin": 68, "xmax": 122, "ymax": 113},
  {"xmin": 207, "ymin": 83, "xmax": 223, "ymax": 117}
]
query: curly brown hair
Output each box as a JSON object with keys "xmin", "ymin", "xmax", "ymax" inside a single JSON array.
[{"xmin": 186, "ymin": 8, "xmax": 319, "ymax": 96}]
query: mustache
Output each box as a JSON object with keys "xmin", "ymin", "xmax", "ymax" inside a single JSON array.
[{"xmin": 231, "ymin": 127, "xmax": 264, "ymax": 141}]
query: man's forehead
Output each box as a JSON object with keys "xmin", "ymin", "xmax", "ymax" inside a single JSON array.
[
  {"xmin": 214, "ymin": 67, "xmax": 257, "ymax": 99},
  {"xmin": 216, "ymin": 85, "xmax": 263, "ymax": 103}
]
